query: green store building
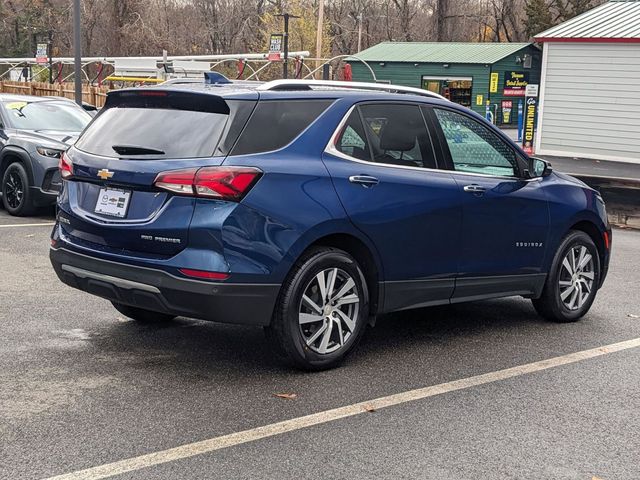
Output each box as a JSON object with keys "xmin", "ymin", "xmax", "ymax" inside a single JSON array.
[{"xmin": 348, "ymin": 42, "xmax": 541, "ymax": 125}]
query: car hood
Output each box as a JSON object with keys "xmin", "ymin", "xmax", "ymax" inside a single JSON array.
[{"xmin": 11, "ymin": 129, "xmax": 81, "ymax": 149}]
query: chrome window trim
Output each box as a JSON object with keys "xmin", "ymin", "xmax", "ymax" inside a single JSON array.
[{"xmin": 324, "ymin": 104, "xmax": 537, "ymax": 181}]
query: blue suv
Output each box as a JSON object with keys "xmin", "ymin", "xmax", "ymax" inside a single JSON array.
[{"xmin": 50, "ymin": 78, "xmax": 611, "ymax": 370}]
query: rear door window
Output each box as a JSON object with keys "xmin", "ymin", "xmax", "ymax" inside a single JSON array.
[
  {"xmin": 75, "ymin": 93, "xmax": 254, "ymax": 159},
  {"xmin": 231, "ymin": 100, "xmax": 333, "ymax": 156},
  {"xmin": 358, "ymin": 104, "xmax": 437, "ymax": 169}
]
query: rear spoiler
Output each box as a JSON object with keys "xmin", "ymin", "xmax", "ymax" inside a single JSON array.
[{"xmin": 104, "ymin": 89, "xmax": 230, "ymax": 114}]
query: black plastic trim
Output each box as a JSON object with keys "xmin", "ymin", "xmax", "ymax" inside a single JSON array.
[
  {"xmin": 452, "ymin": 273, "xmax": 547, "ymax": 303},
  {"xmin": 381, "ymin": 273, "xmax": 547, "ymax": 314},
  {"xmin": 382, "ymin": 278, "xmax": 454, "ymax": 313},
  {"xmin": 50, "ymin": 246, "xmax": 280, "ymax": 326}
]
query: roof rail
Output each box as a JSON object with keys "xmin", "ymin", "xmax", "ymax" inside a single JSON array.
[
  {"xmin": 256, "ymin": 79, "xmax": 447, "ymax": 101},
  {"xmin": 160, "ymin": 77, "xmax": 203, "ymax": 85}
]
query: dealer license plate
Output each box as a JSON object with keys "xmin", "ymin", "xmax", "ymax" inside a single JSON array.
[{"xmin": 94, "ymin": 188, "xmax": 131, "ymax": 218}]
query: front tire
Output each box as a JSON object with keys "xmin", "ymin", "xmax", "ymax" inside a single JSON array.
[
  {"xmin": 265, "ymin": 247, "xmax": 369, "ymax": 371},
  {"xmin": 111, "ymin": 302, "xmax": 176, "ymax": 323},
  {"xmin": 2, "ymin": 162, "xmax": 35, "ymax": 216},
  {"xmin": 532, "ymin": 230, "xmax": 600, "ymax": 322}
]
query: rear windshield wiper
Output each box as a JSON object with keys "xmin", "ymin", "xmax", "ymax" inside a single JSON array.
[{"xmin": 112, "ymin": 145, "xmax": 165, "ymax": 155}]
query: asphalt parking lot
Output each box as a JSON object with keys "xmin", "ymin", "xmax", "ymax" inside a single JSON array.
[{"xmin": 1, "ymin": 207, "xmax": 639, "ymax": 480}]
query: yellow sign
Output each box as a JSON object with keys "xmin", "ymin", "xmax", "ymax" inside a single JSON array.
[
  {"xmin": 490, "ymin": 72, "xmax": 499, "ymax": 93},
  {"xmin": 476, "ymin": 94, "xmax": 483, "ymax": 106},
  {"xmin": 6, "ymin": 101, "xmax": 27, "ymax": 110}
]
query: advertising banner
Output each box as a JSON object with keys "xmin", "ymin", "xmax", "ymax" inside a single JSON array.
[
  {"xmin": 523, "ymin": 96, "xmax": 537, "ymax": 154},
  {"xmin": 489, "ymin": 72, "xmax": 499, "ymax": 93},
  {"xmin": 501, "ymin": 100, "xmax": 513, "ymax": 124},
  {"xmin": 268, "ymin": 34, "xmax": 283, "ymax": 61},
  {"xmin": 36, "ymin": 43, "xmax": 48, "ymax": 65},
  {"xmin": 503, "ymin": 71, "xmax": 529, "ymax": 96}
]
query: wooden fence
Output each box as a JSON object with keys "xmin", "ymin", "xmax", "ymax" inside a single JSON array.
[{"xmin": 0, "ymin": 81, "xmax": 110, "ymax": 107}]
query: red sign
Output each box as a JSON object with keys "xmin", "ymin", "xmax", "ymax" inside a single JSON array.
[{"xmin": 504, "ymin": 88, "xmax": 525, "ymax": 97}]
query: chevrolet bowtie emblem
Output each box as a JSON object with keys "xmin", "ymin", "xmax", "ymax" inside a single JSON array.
[{"xmin": 97, "ymin": 169, "xmax": 114, "ymax": 180}]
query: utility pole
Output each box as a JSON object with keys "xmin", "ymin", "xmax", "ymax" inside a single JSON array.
[
  {"xmin": 73, "ymin": 0, "xmax": 82, "ymax": 105},
  {"xmin": 276, "ymin": 13, "xmax": 300, "ymax": 79},
  {"xmin": 315, "ymin": 0, "xmax": 325, "ymax": 68}
]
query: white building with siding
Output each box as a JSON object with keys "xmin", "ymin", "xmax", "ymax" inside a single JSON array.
[{"xmin": 534, "ymin": 0, "xmax": 640, "ymax": 164}]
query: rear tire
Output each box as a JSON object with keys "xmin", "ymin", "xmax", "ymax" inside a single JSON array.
[
  {"xmin": 111, "ymin": 302, "xmax": 176, "ymax": 323},
  {"xmin": 265, "ymin": 247, "xmax": 369, "ymax": 371},
  {"xmin": 532, "ymin": 230, "xmax": 600, "ymax": 323},
  {"xmin": 2, "ymin": 162, "xmax": 35, "ymax": 217}
]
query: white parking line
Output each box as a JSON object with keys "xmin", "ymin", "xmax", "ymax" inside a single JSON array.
[
  {"xmin": 0, "ymin": 222, "xmax": 55, "ymax": 228},
  {"xmin": 42, "ymin": 337, "xmax": 640, "ymax": 480}
]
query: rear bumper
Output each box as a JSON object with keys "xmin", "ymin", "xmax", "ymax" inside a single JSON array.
[{"xmin": 50, "ymin": 246, "xmax": 280, "ymax": 326}]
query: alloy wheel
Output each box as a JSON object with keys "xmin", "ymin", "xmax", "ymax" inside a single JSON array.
[
  {"xmin": 4, "ymin": 170, "xmax": 24, "ymax": 209},
  {"xmin": 298, "ymin": 268, "xmax": 360, "ymax": 354},
  {"xmin": 559, "ymin": 245, "xmax": 595, "ymax": 311}
]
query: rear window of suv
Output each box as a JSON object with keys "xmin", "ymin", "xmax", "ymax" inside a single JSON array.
[
  {"xmin": 230, "ymin": 100, "xmax": 333, "ymax": 156},
  {"xmin": 75, "ymin": 93, "xmax": 255, "ymax": 159}
]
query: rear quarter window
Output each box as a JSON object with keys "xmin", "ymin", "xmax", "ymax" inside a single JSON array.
[{"xmin": 230, "ymin": 100, "xmax": 333, "ymax": 156}]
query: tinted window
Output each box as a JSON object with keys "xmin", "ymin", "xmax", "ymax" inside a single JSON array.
[
  {"xmin": 76, "ymin": 98, "xmax": 253, "ymax": 159},
  {"xmin": 231, "ymin": 100, "xmax": 333, "ymax": 156},
  {"xmin": 3, "ymin": 100, "xmax": 91, "ymax": 132},
  {"xmin": 76, "ymin": 108, "xmax": 228, "ymax": 159},
  {"xmin": 434, "ymin": 108, "xmax": 518, "ymax": 177},
  {"xmin": 359, "ymin": 104, "xmax": 436, "ymax": 169},
  {"xmin": 335, "ymin": 110, "xmax": 371, "ymax": 161}
]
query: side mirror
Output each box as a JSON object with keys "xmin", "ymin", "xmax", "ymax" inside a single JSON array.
[{"xmin": 528, "ymin": 157, "xmax": 552, "ymax": 178}]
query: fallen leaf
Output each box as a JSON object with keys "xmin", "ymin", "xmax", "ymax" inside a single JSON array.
[
  {"xmin": 363, "ymin": 404, "xmax": 376, "ymax": 413},
  {"xmin": 592, "ymin": 476, "xmax": 604, "ymax": 480},
  {"xmin": 273, "ymin": 393, "xmax": 297, "ymax": 400},
  {"xmin": 627, "ymin": 314, "xmax": 639, "ymax": 318}
]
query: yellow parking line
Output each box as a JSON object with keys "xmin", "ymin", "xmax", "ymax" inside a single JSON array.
[{"xmin": 41, "ymin": 336, "xmax": 640, "ymax": 480}]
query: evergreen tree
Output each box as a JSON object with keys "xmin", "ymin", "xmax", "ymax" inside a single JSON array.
[{"xmin": 524, "ymin": 0, "xmax": 554, "ymax": 38}]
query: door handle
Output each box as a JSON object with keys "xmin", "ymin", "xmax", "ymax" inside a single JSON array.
[
  {"xmin": 349, "ymin": 175, "xmax": 379, "ymax": 187},
  {"xmin": 463, "ymin": 184, "xmax": 486, "ymax": 194}
]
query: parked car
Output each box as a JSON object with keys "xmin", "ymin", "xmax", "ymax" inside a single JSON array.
[
  {"xmin": 0, "ymin": 94, "xmax": 92, "ymax": 216},
  {"xmin": 49, "ymin": 79, "xmax": 611, "ymax": 370}
]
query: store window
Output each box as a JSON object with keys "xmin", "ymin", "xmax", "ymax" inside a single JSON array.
[{"xmin": 421, "ymin": 77, "xmax": 473, "ymax": 108}]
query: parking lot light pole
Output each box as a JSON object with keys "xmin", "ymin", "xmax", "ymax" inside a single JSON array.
[{"xmin": 73, "ymin": 0, "xmax": 82, "ymax": 105}]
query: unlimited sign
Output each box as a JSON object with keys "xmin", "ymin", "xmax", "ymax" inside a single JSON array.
[{"xmin": 523, "ymin": 97, "xmax": 537, "ymax": 155}]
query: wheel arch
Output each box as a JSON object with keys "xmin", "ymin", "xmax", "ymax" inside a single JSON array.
[
  {"xmin": 568, "ymin": 219, "xmax": 606, "ymax": 271},
  {"xmin": 0, "ymin": 146, "xmax": 34, "ymax": 184},
  {"xmin": 289, "ymin": 231, "xmax": 384, "ymax": 318}
]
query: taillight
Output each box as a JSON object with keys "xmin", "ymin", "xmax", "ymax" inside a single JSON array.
[
  {"xmin": 58, "ymin": 152, "xmax": 73, "ymax": 179},
  {"xmin": 154, "ymin": 166, "xmax": 262, "ymax": 201}
]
